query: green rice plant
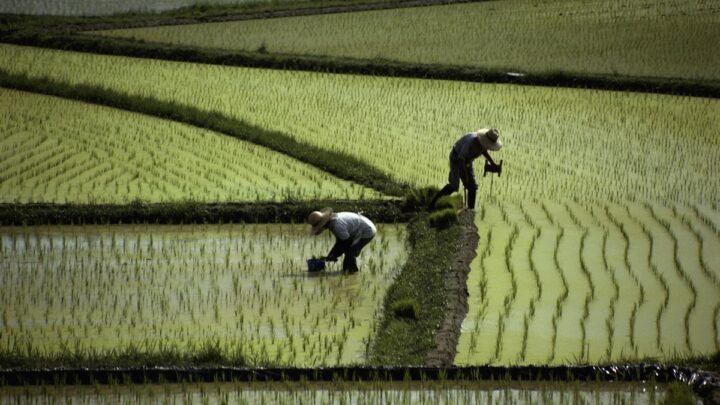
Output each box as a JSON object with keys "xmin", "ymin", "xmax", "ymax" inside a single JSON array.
[
  {"xmin": 680, "ymin": 208, "xmax": 720, "ymax": 287},
  {"xmin": 661, "ymin": 382, "xmax": 697, "ymax": 405},
  {"xmin": 428, "ymin": 208, "xmax": 457, "ymax": 230},
  {"xmin": 506, "ymin": 224, "xmax": 519, "ymax": 302},
  {"xmin": 529, "ymin": 229, "xmax": 542, "ymax": 300},
  {"xmin": 389, "ymin": 298, "xmax": 420, "ymax": 320},
  {"xmin": 715, "ymin": 303, "xmax": 720, "ymax": 353},
  {"xmin": 98, "ymin": 0, "xmax": 720, "ymax": 82}
]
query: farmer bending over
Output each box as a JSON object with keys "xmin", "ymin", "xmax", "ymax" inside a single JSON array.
[
  {"xmin": 430, "ymin": 128, "xmax": 502, "ymax": 210},
  {"xmin": 308, "ymin": 209, "xmax": 376, "ymax": 273}
]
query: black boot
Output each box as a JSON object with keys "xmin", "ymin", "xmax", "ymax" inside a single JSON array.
[
  {"xmin": 467, "ymin": 188, "xmax": 477, "ymax": 210},
  {"xmin": 429, "ymin": 185, "xmax": 454, "ymax": 210},
  {"xmin": 343, "ymin": 255, "xmax": 359, "ymax": 273}
]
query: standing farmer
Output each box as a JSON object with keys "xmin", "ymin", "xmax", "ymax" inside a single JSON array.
[
  {"xmin": 308, "ymin": 209, "xmax": 376, "ymax": 273},
  {"xmin": 430, "ymin": 128, "xmax": 502, "ymax": 210}
]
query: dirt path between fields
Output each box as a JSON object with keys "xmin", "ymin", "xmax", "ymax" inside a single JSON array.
[{"xmin": 425, "ymin": 209, "xmax": 478, "ymax": 367}]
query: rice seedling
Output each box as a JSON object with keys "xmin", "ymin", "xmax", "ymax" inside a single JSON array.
[{"xmin": 0, "ymin": 223, "xmax": 407, "ymax": 366}]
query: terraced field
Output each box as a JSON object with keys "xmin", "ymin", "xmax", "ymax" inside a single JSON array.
[
  {"xmin": 0, "ymin": 88, "xmax": 378, "ymax": 203},
  {"xmin": 1, "ymin": 3, "xmax": 719, "ymax": 392},
  {"xmin": 0, "ymin": 223, "xmax": 407, "ymax": 366},
  {"xmin": 455, "ymin": 200, "xmax": 720, "ymax": 365},
  {"xmin": 2, "ymin": 44, "xmax": 719, "ymax": 205},
  {"xmin": 97, "ymin": 0, "xmax": 720, "ymax": 81}
]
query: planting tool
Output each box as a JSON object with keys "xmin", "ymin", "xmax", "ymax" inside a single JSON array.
[
  {"xmin": 483, "ymin": 159, "xmax": 503, "ymax": 177},
  {"xmin": 484, "ymin": 159, "xmax": 503, "ymax": 197}
]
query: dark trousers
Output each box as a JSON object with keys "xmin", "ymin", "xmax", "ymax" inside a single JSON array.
[
  {"xmin": 431, "ymin": 155, "xmax": 478, "ymax": 209},
  {"xmin": 342, "ymin": 237, "xmax": 373, "ymax": 272}
]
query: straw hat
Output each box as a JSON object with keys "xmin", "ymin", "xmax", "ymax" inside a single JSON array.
[
  {"xmin": 476, "ymin": 128, "xmax": 502, "ymax": 151},
  {"xmin": 308, "ymin": 208, "xmax": 334, "ymax": 236}
]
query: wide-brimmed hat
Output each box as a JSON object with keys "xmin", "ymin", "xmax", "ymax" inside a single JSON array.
[
  {"xmin": 476, "ymin": 128, "xmax": 502, "ymax": 151},
  {"xmin": 308, "ymin": 208, "xmax": 334, "ymax": 236}
]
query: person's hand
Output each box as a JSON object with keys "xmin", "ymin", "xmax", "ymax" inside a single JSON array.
[{"xmin": 326, "ymin": 255, "xmax": 338, "ymax": 262}]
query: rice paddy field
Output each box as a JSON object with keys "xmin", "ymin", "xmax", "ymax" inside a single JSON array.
[
  {"xmin": 0, "ymin": 223, "xmax": 407, "ymax": 365},
  {"xmin": 1, "ymin": 44, "xmax": 718, "ymax": 205},
  {"xmin": 97, "ymin": 0, "xmax": 720, "ymax": 81},
  {"xmin": 455, "ymin": 200, "xmax": 720, "ymax": 365},
  {"xmin": 0, "ymin": 35, "xmax": 719, "ymax": 367},
  {"xmin": 0, "ymin": 380, "xmax": 689, "ymax": 405},
  {"xmin": 0, "ymin": 88, "xmax": 379, "ymax": 203},
  {"xmin": 1, "ymin": 0, "xmax": 719, "ymax": 401}
]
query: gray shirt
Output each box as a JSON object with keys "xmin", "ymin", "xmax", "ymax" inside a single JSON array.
[
  {"xmin": 328, "ymin": 212, "xmax": 376, "ymax": 244},
  {"xmin": 451, "ymin": 133, "xmax": 484, "ymax": 164}
]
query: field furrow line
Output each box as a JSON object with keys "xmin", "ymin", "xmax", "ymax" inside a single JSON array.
[
  {"xmin": 599, "ymin": 204, "xmax": 647, "ymax": 359},
  {"xmin": 623, "ymin": 203, "xmax": 668, "ymax": 357},
  {"xmin": 691, "ymin": 204, "xmax": 720, "ymax": 285},
  {"xmin": 519, "ymin": 201, "xmax": 562, "ymax": 364},
  {"xmin": 636, "ymin": 204, "xmax": 694, "ymax": 356},
  {"xmin": 658, "ymin": 206, "xmax": 719, "ymax": 356}
]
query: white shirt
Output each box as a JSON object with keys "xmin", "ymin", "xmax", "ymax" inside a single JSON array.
[{"xmin": 328, "ymin": 212, "xmax": 376, "ymax": 244}]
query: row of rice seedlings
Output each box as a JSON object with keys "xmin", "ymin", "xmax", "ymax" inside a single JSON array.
[
  {"xmin": 567, "ymin": 202, "xmax": 597, "ymax": 363},
  {"xmin": 466, "ymin": 218, "xmax": 491, "ymax": 356},
  {"xmin": 665, "ymin": 205, "xmax": 719, "ymax": 354},
  {"xmin": 2, "ymin": 44, "xmax": 718, "ymax": 207},
  {"xmin": 626, "ymin": 209, "xmax": 670, "ymax": 352},
  {"xmin": 0, "ymin": 379, "xmax": 674, "ymax": 404},
  {"xmin": 538, "ymin": 203, "xmax": 568, "ymax": 365},
  {"xmin": 599, "ymin": 205, "xmax": 644, "ymax": 357},
  {"xmin": 591, "ymin": 219, "xmax": 619, "ymax": 361},
  {"xmin": 648, "ymin": 206, "xmax": 698, "ymax": 354},
  {"xmin": 459, "ymin": 203, "xmax": 510, "ymax": 362},
  {"xmin": 97, "ymin": 0, "xmax": 720, "ymax": 82},
  {"xmin": 0, "ymin": 223, "xmax": 407, "ymax": 365},
  {"xmin": 457, "ymin": 199, "xmax": 720, "ymax": 365},
  {"xmin": 716, "ymin": 303, "xmax": 720, "ymax": 353},
  {"xmin": 679, "ymin": 207, "xmax": 720, "ymax": 287},
  {"xmin": 0, "ymin": 88, "xmax": 377, "ymax": 204}
]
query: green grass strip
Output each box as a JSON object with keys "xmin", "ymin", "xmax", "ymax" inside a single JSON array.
[
  {"xmin": 370, "ymin": 213, "xmax": 461, "ymax": 365},
  {"xmin": 0, "ymin": 70, "xmax": 407, "ymax": 197},
  {"xmin": 0, "ymin": 340, "xmax": 249, "ymax": 369},
  {"xmin": 0, "ymin": 200, "xmax": 410, "ymax": 226}
]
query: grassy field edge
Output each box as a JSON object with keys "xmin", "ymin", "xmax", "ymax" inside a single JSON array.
[
  {"xmin": 369, "ymin": 211, "xmax": 463, "ymax": 365},
  {"xmin": 0, "ymin": 199, "xmax": 411, "ymax": 225},
  {"xmin": 3, "ymin": 32, "xmax": 720, "ymax": 99},
  {"xmin": 0, "ymin": 72, "xmax": 408, "ymax": 197}
]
